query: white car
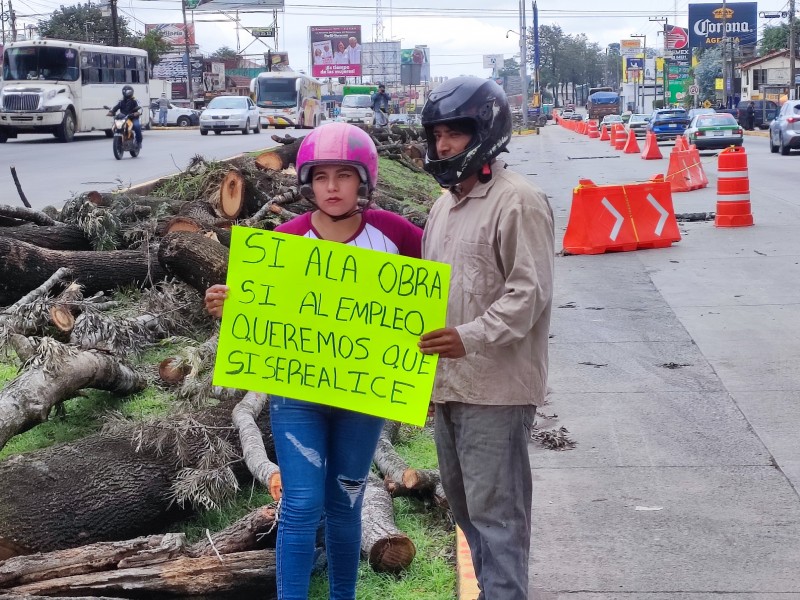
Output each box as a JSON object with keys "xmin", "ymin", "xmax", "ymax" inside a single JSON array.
[
  {"xmin": 150, "ymin": 101, "xmax": 200, "ymax": 127},
  {"xmin": 339, "ymin": 94, "xmax": 374, "ymax": 125},
  {"xmin": 200, "ymin": 96, "xmax": 261, "ymax": 135}
]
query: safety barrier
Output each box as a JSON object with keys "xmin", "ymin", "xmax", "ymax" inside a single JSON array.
[
  {"xmin": 622, "ymin": 128, "xmax": 641, "ymax": 154},
  {"xmin": 664, "ymin": 144, "xmax": 708, "ymax": 192},
  {"xmin": 563, "ymin": 174, "xmax": 682, "ymax": 254},
  {"xmin": 588, "ymin": 121, "xmax": 600, "ymax": 138},
  {"xmin": 715, "ymin": 146, "xmax": 754, "ymax": 227},
  {"xmin": 599, "ymin": 124, "xmax": 610, "ymax": 141},
  {"xmin": 641, "ymin": 131, "xmax": 663, "ymax": 160},
  {"xmin": 614, "ymin": 127, "xmax": 628, "ymax": 150}
]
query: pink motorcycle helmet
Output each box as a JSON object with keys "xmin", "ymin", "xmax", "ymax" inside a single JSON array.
[{"xmin": 296, "ymin": 122, "xmax": 379, "ymax": 198}]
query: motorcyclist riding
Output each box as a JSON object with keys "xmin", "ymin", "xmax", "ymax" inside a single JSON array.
[{"xmin": 108, "ymin": 85, "xmax": 142, "ymax": 147}]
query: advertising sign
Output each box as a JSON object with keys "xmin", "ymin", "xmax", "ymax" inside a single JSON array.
[
  {"xmin": 145, "ymin": 23, "xmax": 196, "ymax": 46},
  {"xmin": 213, "ymin": 227, "xmax": 451, "ymax": 427},
  {"xmin": 190, "ymin": 0, "xmax": 283, "ymax": 11},
  {"xmin": 621, "ymin": 39, "xmax": 642, "ymax": 81},
  {"xmin": 310, "ymin": 25, "xmax": 361, "ymax": 78},
  {"xmin": 401, "ymin": 46, "xmax": 430, "ymax": 82},
  {"xmin": 483, "ymin": 54, "xmax": 504, "ymax": 69},
  {"xmin": 664, "ymin": 24, "xmax": 689, "ymax": 50},
  {"xmin": 689, "ymin": 2, "xmax": 757, "ymax": 49}
]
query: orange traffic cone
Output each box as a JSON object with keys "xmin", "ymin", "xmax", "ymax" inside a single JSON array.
[
  {"xmin": 614, "ymin": 127, "xmax": 627, "ymax": 150},
  {"xmin": 674, "ymin": 135, "xmax": 687, "ymax": 151},
  {"xmin": 609, "ymin": 124, "xmax": 619, "ymax": 146},
  {"xmin": 641, "ymin": 131, "xmax": 663, "ymax": 160},
  {"xmin": 715, "ymin": 146, "xmax": 753, "ymax": 227},
  {"xmin": 622, "ymin": 128, "xmax": 640, "ymax": 153},
  {"xmin": 599, "ymin": 124, "xmax": 610, "ymax": 141}
]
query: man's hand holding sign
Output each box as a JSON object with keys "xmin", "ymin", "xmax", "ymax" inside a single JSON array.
[{"xmin": 212, "ymin": 226, "xmax": 450, "ymax": 427}]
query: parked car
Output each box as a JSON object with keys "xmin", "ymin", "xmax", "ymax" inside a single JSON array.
[
  {"xmin": 683, "ymin": 113, "xmax": 743, "ymax": 149},
  {"xmin": 560, "ymin": 109, "xmax": 575, "ymax": 119},
  {"xmin": 768, "ymin": 99, "xmax": 800, "ymax": 155},
  {"xmin": 199, "ymin": 96, "xmax": 261, "ymax": 135},
  {"xmin": 627, "ymin": 113, "xmax": 651, "ymax": 137},
  {"xmin": 736, "ymin": 99, "xmax": 779, "ymax": 130},
  {"xmin": 569, "ymin": 112, "xmax": 584, "ymax": 121},
  {"xmin": 647, "ymin": 108, "xmax": 690, "ymax": 141},
  {"xmin": 149, "ymin": 101, "xmax": 200, "ymax": 127},
  {"xmin": 600, "ymin": 114, "xmax": 624, "ymax": 127},
  {"xmin": 687, "ymin": 108, "xmax": 716, "ymax": 121}
]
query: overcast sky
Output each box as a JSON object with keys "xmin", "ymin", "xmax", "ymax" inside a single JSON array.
[{"xmin": 10, "ymin": 1, "xmax": 781, "ymax": 78}]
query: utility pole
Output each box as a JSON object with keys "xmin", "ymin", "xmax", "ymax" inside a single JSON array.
[
  {"xmin": 181, "ymin": 0, "xmax": 193, "ymax": 105},
  {"xmin": 790, "ymin": 0, "xmax": 797, "ymax": 99},
  {"xmin": 519, "ymin": 0, "xmax": 529, "ymax": 129},
  {"xmin": 649, "ymin": 16, "xmax": 667, "ymax": 106},
  {"xmin": 7, "ymin": 0, "xmax": 16, "ymax": 41},
  {"xmin": 721, "ymin": 0, "xmax": 728, "ymax": 107},
  {"xmin": 631, "ymin": 33, "xmax": 647, "ymax": 111},
  {"xmin": 109, "ymin": 0, "xmax": 119, "ymax": 46},
  {"xmin": 1, "ymin": 0, "xmax": 6, "ymax": 45}
]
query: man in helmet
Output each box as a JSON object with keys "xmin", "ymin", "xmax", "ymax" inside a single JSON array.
[
  {"xmin": 108, "ymin": 85, "xmax": 143, "ymax": 147},
  {"xmin": 418, "ymin": 76, "xmax": 555, "ymax": 600}
]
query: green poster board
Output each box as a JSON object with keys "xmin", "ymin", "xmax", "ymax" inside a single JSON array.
[{"xmin": 213, "ymin": 226, "xmax": 451, "ymax": 426}]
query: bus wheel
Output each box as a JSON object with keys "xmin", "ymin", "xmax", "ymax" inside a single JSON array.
[{"xmin": 56, "ymin": 109, "xmax": 76, "ymax": 143}]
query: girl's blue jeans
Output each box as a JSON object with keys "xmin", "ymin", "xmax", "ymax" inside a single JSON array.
[{"xmin": 269, "ymin": 396, "xmax": 384, "ymax": 600}]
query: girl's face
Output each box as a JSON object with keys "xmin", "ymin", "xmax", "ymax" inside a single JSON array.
[
  {"xmin": 338, "ymin": 42, "xmax": 345, "ymax": 52},
  {"xmin": 311, "ymin": 165, "xmax": 360, "ymax": 217}
]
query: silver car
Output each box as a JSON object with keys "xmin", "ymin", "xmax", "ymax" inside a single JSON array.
[
  {"xmin": 627, "ymin": 113, "xmax": 651, "ymax": 137},
  {"xmin": 769, "ymin": 100, "xmax": 800, "ymax": 155},
  {"xmin": 200, "ymin": 96, "xmax": 261, "ymax": 136}
]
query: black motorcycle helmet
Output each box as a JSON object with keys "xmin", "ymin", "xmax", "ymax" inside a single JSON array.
[
  {"xmin": 122, "ymin": 85, "xmax": 134, "ymax": 99},
  {"xmin": 421, "ymin": 76, "xmax": 512, "ymax": 187}
]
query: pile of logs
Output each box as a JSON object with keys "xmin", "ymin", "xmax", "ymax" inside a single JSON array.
[{"xmin": 0, "ymin": 130, "xmax": 444, "ymax": 599}]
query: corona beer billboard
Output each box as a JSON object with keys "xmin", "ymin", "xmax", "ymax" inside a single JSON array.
[{"xmin": 689, "ymin": 2, "xmax": 757, "ymax": 49}]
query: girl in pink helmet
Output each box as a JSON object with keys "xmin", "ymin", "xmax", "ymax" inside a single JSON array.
[{"xmin": 205, "ymin": 122, "xmax": 422, "ymax": 599}]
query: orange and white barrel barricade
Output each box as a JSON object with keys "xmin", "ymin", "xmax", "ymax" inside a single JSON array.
[
  {"xmin": 588, "ymin": 121, "xmax": 600, "ymax": 138},
  {"xmin": 563, "ymin": 174, "xmax": 682, "ymax": 254},
  {"xmin": 599, "ymin": 124, "xmax": 610, "ymax": 141},
  {"xmin": 715, "ymin": 146, "xmax": 754, "ymax": 227}
]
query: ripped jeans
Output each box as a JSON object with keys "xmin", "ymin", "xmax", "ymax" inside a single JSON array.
[{"xmin": 269, "ymin": 396, "xmax": 384, "ymax": 600}]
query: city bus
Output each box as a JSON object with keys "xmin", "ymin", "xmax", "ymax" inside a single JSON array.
[
  {"xmin": 0, "ymin": 39, "xmax": 150, "ymax": 143},
  {"xmin": 250, "ymin": 71, "xmax": 324, "ymax": 129}
]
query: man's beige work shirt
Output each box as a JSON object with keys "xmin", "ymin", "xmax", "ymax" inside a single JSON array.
[{"xmin": 422, "ymin": 160, "xmax": 554, "ymax": 406}]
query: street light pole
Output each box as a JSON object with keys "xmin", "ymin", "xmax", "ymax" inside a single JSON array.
[
  {"xmin": 519, "ymin": 0, "xmax": 529, "ymax": 129},
  {"xmin": 790, "ymin": 0, "xmax": 797, "ymax": 99},
  {"xmin": 181, "ymin": 0, "xmax": 193, "ymax": 105}
]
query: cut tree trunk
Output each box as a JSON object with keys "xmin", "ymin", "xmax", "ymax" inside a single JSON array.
[
  {"xmin": 0, "ymin": 335, "xmax": 146, "ymax": 452},
  {"xmin": 187, "ymin": 505, "xmax": 277, "ymax": 557},
  {"xmin": 0, "ymin": 205, "xmax": 56, "ymax": 227},
  {"xmin": 255, "ymin": 139, "xmax": 304, "ymax": 172},
  {"xmin": 0, "ymin": 399, "xmax": 243, "ymax": 555},
  {"xmin": 232, "ymin": 392, "xmax": 280, "ymax": 492},
  {"xmin": 361, "ymin": 474, "xmax": 416, "ymax": 574},
  {"xmin": 158, "ymin": 232, "xmax": 229, "ymax": 295},
  {"xmin": 211, "ymin": 169, "xmax": 246, "ymax": 219},
  {"xmin": 0, "ymin": 237, "xmax": 166, "ymax": 307},
  {"xmin": 0, "ymin": 535, "xmax": 185, "ymax": 588},
  {"xmin": 48, "ymin": 282, "xmax": 84, "ymax": 333},
  {"xmin": 5, "ymin": 550, "xmax": 276, "ymax": 599},
  {"xmin": 0, "ymin": 223, "xmax": 91, "ymax": 251}
]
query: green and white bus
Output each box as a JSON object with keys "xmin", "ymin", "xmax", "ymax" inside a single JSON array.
[{"xmin": 0, "ymin": 39, "xmax": 150, "ymax": 143}]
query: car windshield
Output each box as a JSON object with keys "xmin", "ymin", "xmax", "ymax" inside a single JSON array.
[
  {"xmin": 343, "ymin": 95, "xmax": 372, "ymax": 108},
  {"xmin": 629, "ymin": 114, "xmax": 649, "ymax": 123},
  {"xmin": 696, "ymin": 115, "xmax": 737, "ymax": 127},
  {"xmin": 656, "ymin": 110, "xmax": 687, "ymax": 119},
  {"xmin": 2, "ymin": 46, "xmax": 80, "ymax": 82},
  {"xmin": 208, "ymin": 97, "xmax": 247, "ymax": 110}
]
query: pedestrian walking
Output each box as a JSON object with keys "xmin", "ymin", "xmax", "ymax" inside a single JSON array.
[
  {"xmin": 418, "ymin": 76, "xmax": 555, "ymax": 600},
  {"xmin": 204, "ymin": 122, "xmax": 422, "ymax": 600}
]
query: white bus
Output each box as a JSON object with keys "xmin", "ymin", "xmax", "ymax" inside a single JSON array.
[
  {"xmin": 250, "ymin": 71, "xmax": 324, "ymax": 129},
  {"xmin": 0, "ymin": 40, "xmax": 150, "ymax": 143}
]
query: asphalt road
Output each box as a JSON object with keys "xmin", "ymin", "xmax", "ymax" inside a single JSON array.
[
  {"xmin": 0, "ymin": 127, "xmax": 283, "ymax": 210},
  {"xmin": 504, "ymin": 125, "xmax": 800, "ymax": 598}
]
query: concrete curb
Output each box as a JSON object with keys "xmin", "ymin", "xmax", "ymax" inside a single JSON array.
[
  {"xmin": 456, "ymin": 527, "xmax": 479, "ymax": 599},
  {"xmin": 743, "ymin": 129, "xmax": 769, "ymax": 138}
]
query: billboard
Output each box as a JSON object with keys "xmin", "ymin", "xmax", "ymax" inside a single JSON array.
[
  {"xmin": 401, "ymin": 46, "xmax": 430, "ymax": 83},
  {"xmin": 309, "ymin": 25, "xmax": 361, "ymax": 78},
  {"xmin": 689, "ymin": 2, "xmax": 757, "ymax": 49},
  {"xmin": 621, "ymin": 39, "xmax": 642, "ymax": 81},
  {"xmin": 145, "ymin": 23, "xmax": 195, "ymax": 46},
  {"xmin": 187, "ymin": 0, "xmax": 283, "ymax": 11},
  {"xmin": 664, "ymin": 25, "xmax": 692, "ymax": 103},
  {"xmin": 362, "ymin": 41, "xmax": 401, "ymax": 86}
]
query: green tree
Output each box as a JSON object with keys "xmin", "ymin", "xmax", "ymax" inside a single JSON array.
[
  {"xmin": 759, "ymin": 23, "xmax": 790, "ymax": 55},
  {"xmin": 210, "ymin": 46, "xmax": 238, "ymax": 60},
  {"xmin": 694, "ymin": 46, "xmax": 722, "ymax": 103},
  {"xmin": 38, "ymin": 3, "xmax": 135, "ymax": 46},
  {"xmin": 498, "ymin": 57, "xmax": 520, "ymax": 78},
  {"xmin": 133, "ymin": 30, "xmax": 172, "ymax": 76},
  {"xmin": 537, "ymin": 24, "xmax": 565, "ymax": 106}
]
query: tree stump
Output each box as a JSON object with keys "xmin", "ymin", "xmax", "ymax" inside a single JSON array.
[
  {"xmin": 157, "ymin": 232, "xmax": 229, "ymax": 295},
  {"xmin": 255, "ymin": 138, "xmax": 304, "ymax": 172}
]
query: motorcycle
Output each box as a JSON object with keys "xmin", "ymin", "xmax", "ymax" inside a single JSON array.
[{"xmin": 104, "ymin": 105, "xmax": 140, "ymax": 160}]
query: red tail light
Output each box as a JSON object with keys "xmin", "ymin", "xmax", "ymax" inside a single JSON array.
[
  {"xmin": 696, "ymin": 131, "xmax": 705, "ymax": 136},
  {"xmin": 787, "ymin": 117, "xmax": 800, "ymax": 124},
  {"xmin": 735, "ymin": 128, "xmax": 743, "ymax": 135}
]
